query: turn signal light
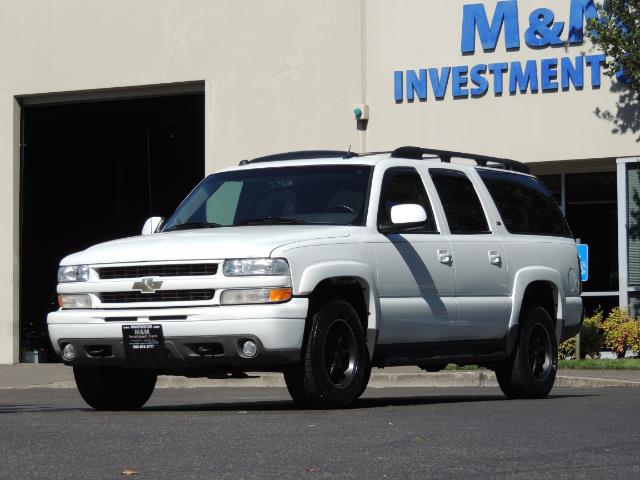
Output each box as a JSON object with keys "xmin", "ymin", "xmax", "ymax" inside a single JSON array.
[
  {"xmin": 220, "ymin": 287, "xmax": 292, "ymax": 305},
  {"xmin": 269, "ymin": 288, "xmax": 292, "ymax": 302}
]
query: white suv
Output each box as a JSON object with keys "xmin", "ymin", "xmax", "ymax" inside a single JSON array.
[{"xmin": 48, "ymin": 147, "xmax": 583, "ymax": 409}]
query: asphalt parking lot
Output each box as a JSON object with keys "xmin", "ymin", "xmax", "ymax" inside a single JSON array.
[{"xmin": 1, "ymin": 386, "xmax": 639, "ymax": 479}]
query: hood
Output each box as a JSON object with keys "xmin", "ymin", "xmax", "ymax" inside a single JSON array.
[{"xmin": 61, "ymin": 225, "xmax": 351, "ymax": 266}]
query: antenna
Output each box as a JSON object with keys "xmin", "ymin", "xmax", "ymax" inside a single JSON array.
[{"xmin": 343, "ymin": 145, "xmax": 357, "ymax": 159}]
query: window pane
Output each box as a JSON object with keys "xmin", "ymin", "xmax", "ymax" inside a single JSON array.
[
  {"xmin": 478, "ymin": 169, "xmax": 572, "ymax": 237},
  {"xmin": 628, "ymin": 165, "xmax": 640, "ymax": 287},
  {"xmin": 430, "ymin": 169, "xmax": 489, "ymax": 234},
  {"xmin": 163, "ymin": 165, "xmax": 372, "ymax": 228},
  {"xmin": 566, "ymin": 172, "xmax": 616, "ymax": 203},
  {"xmin": 538, "ymin": 174, "xmax": 562, "ymax": 205},
  {"xmin": 564, "ymin": 171, "xmax": 618, "ymax": 292},
  {"xmin": 378, "ymin": 168, "xmax": 437, "ymax": 233},
  {"xmin": 205, "ymin": 181, "xmax": 243, "ymax": 225}
]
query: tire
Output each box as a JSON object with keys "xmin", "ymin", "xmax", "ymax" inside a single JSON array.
[
  {"xmin": 284, "ymin": 299, "xmax": 368, "ymax": 408},
  {"xmin": 359, "ymin": 350, "xmax": 372, "ymax": 397},
  {"xmin": 495, "ymin": 304, "xmax": 558, "ymax": 399},
  {"xmin": 74, "ymin": 366, "xmax": 157, "ymax": 411}
]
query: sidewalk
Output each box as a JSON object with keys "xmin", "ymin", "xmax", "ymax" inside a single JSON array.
[{"xmin": 1, "ymin": 363, "xmax": 640, "ymax": 390}]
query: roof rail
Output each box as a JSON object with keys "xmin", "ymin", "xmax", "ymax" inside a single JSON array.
[
  {"xmin": 390, "ymin": 146, "xmax": 530, "ymax": 174},
  {"xmin": 239, "ymin": 150, "xmax": 358, "ymax": 165}
]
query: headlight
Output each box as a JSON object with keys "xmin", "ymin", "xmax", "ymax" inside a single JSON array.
[
  {"xmin": 220, "ymin": 288, "xmax": 292, "ymax": 305},
  {"xmin": 58, "ymin": 294, "xmax": 92, "ymax": 309},
  {"xmin": 223, "ymin": 258, "xmax": 290, "ymax": 276},
  {"xmin": 57, "ymin": 265, "xmax": 90, "ymax": 283}
]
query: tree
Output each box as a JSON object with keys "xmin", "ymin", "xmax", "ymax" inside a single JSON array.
[{"xmin": 586, "ymin": 0, "xmax": 640, "ymax": 96}]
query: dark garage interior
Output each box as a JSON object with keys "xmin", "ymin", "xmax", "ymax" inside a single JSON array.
[{"xmin": 20, "ymin": 90, "xmax": 205, "ymax": 362}]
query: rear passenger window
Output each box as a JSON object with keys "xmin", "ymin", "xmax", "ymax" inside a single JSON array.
[
  {"xmin": 378, "ymin": 168, "xmax": 437, "ymax": 233},
  {"xmin": 478, "ymin": 169, "xmax": 573, "ymax": 237},
  {"xmin": 430, "ymin": 169, "xmax": 490, "ymax": 234}
]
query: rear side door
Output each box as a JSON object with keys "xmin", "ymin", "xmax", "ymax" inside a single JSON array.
[
  {"xmin": 428, "ymin": 168, "xmax": 510, "ymax": 341},
  {"xmin": 373, "ymin": 167, "xmax": 457, "ymax": 345}
]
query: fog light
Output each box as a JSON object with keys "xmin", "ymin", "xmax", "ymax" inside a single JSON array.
[
  {"xmin": 62, "ymin": 343, "xmax": 77, "ymax": 361},
  {"xmin": 242, "ymin": 340, "xmax": 258, "ymax": 358}
]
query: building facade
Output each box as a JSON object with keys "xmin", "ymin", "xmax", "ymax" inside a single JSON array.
[{"xmin": 0, "ymin": 0, "xmax": 638, "ymax": 363}]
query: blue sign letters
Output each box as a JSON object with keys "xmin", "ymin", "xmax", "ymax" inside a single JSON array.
[
  {"xmin": 461, "ymin": 1, "xmax": 520, "ymax": 53},
  {"xmin": 394, "ymin": 0, "xmax": 608, "ymax": 103}
]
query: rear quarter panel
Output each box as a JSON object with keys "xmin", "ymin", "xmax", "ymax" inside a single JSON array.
[{"xmin": 503, "ymin": 235, "xmax": 581, "ymax": 340}]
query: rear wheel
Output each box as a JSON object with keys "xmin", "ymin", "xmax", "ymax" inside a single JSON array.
[
  {"xmin": 284, "ymin": 299, "xmax": 367, "ymax": 408},
  {"xmin": 495, "ymin": 305, "xmax": 558, "ymax": 399},
  {"xmin": 74, "ymin": 366, "xmax": 157, "ymax": 410}
]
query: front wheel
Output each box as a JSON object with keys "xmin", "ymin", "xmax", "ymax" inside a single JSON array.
[
  {"xmin": 284, "ymin": 299, "xmax": 368, "ymax": 408},
  {"xmin": 74, "ymin": 366, "xmax": 157, "ymax": 410},
  {"xmin": 495, "ymin": 305, "xmax": 558, "ymax": 399}
]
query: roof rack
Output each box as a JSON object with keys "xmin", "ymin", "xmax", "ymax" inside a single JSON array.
[
  {"xmin": 239, "ymin": 150, "xmax": 358, "ymax": 166},
  {"xmin": 390, "ymin": 146, "xmax": 530, "ymax": 174}
]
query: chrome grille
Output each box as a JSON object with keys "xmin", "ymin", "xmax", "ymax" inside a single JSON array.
[
  {"xmin": 99, "ymin": 289, "xmax": 216, "ymax": 304},
  {"xmin": 96, "ymin": 264, "xmax": 218, "ymax": 279}
]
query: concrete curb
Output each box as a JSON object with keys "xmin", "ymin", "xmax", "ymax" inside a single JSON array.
[{"xmin": 4, "ymin": 371, "xmax": 640, "ymax": 390}]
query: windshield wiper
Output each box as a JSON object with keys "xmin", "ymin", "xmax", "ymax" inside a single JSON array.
[
  {"xmin": 235, "ymin": 217, "xmax": 307, "ymax": 226},
  {"xmin": 164, "ymin": 222, "xmax": 223, "ymax": 231}
]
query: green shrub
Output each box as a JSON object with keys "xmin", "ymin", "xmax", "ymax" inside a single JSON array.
[
  {"xmin": 602, "ymin": 308, "xmax": 640, "ymax": 358},
  {"xmin": 558, "ymin": 310, "xmax": 603, "ymax": 359},
  {"xmin": 558, "ymin": 336, "xmax": 575, "ymax": 359}
]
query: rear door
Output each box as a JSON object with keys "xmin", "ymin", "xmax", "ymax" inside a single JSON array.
[{"xmin": 428, "ymin": 168, "xmax": 510, "ymax": 341}]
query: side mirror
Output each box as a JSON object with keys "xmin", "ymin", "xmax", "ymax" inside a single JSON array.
[
  {"xmin": 379, "ymin": 204, "xmax": 427, "ymax": 233},
  {"xmin": 141, "ymin": 216, "xmax": 165, "ymax": 235},
  {"xmin": 390, "ymin": 204, "xmax": 427, "ymax": 224}
]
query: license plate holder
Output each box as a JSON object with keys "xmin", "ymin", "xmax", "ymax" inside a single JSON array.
[{"xmin": 122, "ymin": 324, "xmax": 165, "ymax": 356}]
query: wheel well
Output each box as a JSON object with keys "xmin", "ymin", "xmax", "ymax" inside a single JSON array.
[
  {"xmin": 521, "ymin": 281, "xmax": 557, "ymax": 323},
  {"xmin": 308, "ymin": 277, "xmax": 369, "ymax": 333}
]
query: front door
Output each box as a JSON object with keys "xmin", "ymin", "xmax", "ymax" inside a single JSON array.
[{"xmin": 373, "ymin": 167, "xmax": 457, "ymax": 346}]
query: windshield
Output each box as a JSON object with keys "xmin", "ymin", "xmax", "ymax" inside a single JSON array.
[{"xmin": 163, "ymin": 165, "xmax": 372, "ymax": 230}]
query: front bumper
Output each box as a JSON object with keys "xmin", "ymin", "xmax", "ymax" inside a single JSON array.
[{"xmin": 47, "ymin": 299, "xmax": 308, "ymax": 371}]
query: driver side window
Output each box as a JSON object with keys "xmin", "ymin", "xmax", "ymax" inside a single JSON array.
[{"xmin": 378, "ymin": 167, "xmax": 438, "ymax": 233}]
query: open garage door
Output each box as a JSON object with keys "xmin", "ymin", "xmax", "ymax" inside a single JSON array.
[{"xmin": 20, "ymin": 86, "xmax": 205, "ymax": 362}]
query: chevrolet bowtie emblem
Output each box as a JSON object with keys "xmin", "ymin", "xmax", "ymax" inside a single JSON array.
[{"xmin": 131, "ymin": 277, "xmax": 163, "ymax": 294}]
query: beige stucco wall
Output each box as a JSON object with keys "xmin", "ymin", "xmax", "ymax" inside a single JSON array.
[
  {"xmin": 365, "ymin": 0, "xmax": 639, "ymax": 162},
  {"xmin": 0, "ymin": 0, "xmax": 362, "ymax": 363},
  {"xmin": 0, "ymin": 0, "xmax": 637, "ymax": 363}
]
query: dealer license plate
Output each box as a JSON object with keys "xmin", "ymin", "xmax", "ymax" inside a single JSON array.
[{"xmin": 122, "ymin": 324, "xmax": 164, "ymax": 353}]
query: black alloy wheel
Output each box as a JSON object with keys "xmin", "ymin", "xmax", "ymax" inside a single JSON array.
[
  {"xmin": 528, "ymin": 323, "xmax": 553, "ymax": 381},
  {"xmin": 323, "ymin": 319, "xmax": 358, "ymax": 387}
]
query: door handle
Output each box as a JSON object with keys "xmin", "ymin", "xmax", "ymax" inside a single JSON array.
[
  {"xmin": 488, "ymin": 250, "xmax": 502, "ymax": 265},
  {"xmin": 437, "ymin": 249, "xmax": 452, "ymax": 264}
]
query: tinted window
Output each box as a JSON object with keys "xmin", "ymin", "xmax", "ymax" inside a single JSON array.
[
  {"xmin": 163, "ymin": 165, "xmax": 372, "ymax": 229},
  {"xmin": 430, "ymin": 169, "xmax": 490, "ymax": 234},
  {"xmin": 378, "ymin": 168, "xmax": 437, "ymax": 233},
  {"xmin": 478, "ymin": 169, "xmax": 572, "ymax": 237},
  {"xmin": 538, "ymin": 174, "xmax": 562, "ymax": 205}
]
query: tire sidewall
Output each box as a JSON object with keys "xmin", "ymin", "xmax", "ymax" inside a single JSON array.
[
  {"xmin": 306, "ymin": 299, "xmax": 367, "ymax": 404},
  {"xmin": 74, "ymin": 367, "xmax": 157, "ymax": 410},
  {"xmin": 518, "ymin": 306, "xmax": 558, "ymax": 384},
  {"xmin": 507, "ymin": 305, "xmax": 558, "ymax": 397}
]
